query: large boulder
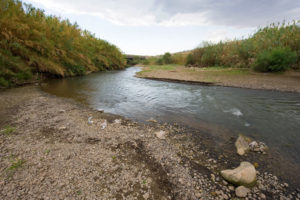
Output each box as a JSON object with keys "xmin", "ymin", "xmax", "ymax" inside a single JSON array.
[
  {"xmin": 235, "ymin": 134, "xmax": 251, "ymax": 155},
  {"xmin": 221, "ymin": 162, "xmax": 257, "ymax": 187}
]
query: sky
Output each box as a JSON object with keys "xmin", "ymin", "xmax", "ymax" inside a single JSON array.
[{"xmin": 22, "ymin": 0, "xmax": 300, "ymax": 56}]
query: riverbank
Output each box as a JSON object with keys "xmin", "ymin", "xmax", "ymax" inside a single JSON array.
[
  {"xmin": 136, "ymin": 65, "xmax": 300, "ymax": 93},
  {"xmin": 0, "ymin": 86, "xmax": 299, "ymax": 199}
]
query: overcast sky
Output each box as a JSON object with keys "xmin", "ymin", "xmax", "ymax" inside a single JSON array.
[{"xmin": 23, "ymin": 0, "xmax": 300, "ymax": 55}]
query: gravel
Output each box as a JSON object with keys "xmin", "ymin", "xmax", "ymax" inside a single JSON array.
[{"xmin": 0, "ymin": 86, "xmax": 299, "ymax": 200}]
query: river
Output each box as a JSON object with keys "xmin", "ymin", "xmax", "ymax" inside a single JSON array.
[{"xmin": 42, "ymin": 66, "xmax": 300, "ymax": 184}]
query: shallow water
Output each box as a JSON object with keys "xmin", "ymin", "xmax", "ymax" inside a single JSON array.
[{"xmin": 42, "ymin": 67, "xmax": 300, "ymax": 166}]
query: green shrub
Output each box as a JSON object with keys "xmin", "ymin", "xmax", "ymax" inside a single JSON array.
[
  {"xmin": 185, "ymin": 53, "xmax": 195, "ymax": 65},
  {"xmin": 199, "ymin": 43, "xmax": 223, "ymax": 67},
  {"xmin": 253, "ymin": 47, "xmax": 297, "ymax": 72},
  {"xmin": 162, "ymin": 52, "xmax": 172, "ymax": 64},
  {"xmin": 0, "ymin": 77, "xmax": 9, "ymax": 87},
  {"xmin": 141, "ymin": 59, "xmax": 149, "ymax": 65},
  {"xmin": 156, "ymin": 58, "xmax": 163, "ymax": 65}
]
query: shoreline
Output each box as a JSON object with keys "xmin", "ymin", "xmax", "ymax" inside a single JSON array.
[
  {"xmin": 0, "ymin": 86, "xmax": 299, "ymax": 199},
  {"xmin": 136, "ymin": 65, "xmax": 300, "ymax": 93},
  {"xmin": 137, "ymin": 76, "xmax": 300, "ymax": 94}
]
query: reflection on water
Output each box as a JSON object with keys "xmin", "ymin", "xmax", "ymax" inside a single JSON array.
[{"xmin": 42, "ymin": 67, "xmax": 300, "ymax": 164}]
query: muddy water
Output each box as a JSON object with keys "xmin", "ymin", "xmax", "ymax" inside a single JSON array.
[{"xmin": 42, "ymin": 67, "xmax": 300, "ymax": 184}]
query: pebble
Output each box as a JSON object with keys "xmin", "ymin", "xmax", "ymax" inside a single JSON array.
[
  {"xmin": 235, "ymin": 186, "xmax": 250, "ymax": 198},
  {"xmin": 228, "ymin": 186, "xmax": 235, "ymax": 191},
  {"xmin": 195, "ymin": 192, "xmax": 202, "ymax": 198},
  {"xmin": 260, "ymin": 193, "xmax": 266, "ymax": 199},
  {"xmin": 143, "ymin": 193, "xmax": 149, "ymax": 199}
]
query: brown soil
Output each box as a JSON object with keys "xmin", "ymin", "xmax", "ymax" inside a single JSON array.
[
  {"xmin": 0, "ymin": 86, "xmax": 298, "ymax": 199},
  {"xmin": 137, "ymin": 66, "xmax": 300, "ymax": 93}
]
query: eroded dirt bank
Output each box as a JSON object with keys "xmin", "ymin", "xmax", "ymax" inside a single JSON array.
[{"xmin": 0, "ymin": 86, "xmax": 299, "ymax": 200}]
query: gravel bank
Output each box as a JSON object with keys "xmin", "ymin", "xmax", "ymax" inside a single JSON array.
[
  {"xmin": 136, "ymin": 66, "xmax": 300, "ymax": 93},
  {"xmin": 0, "ymin": 86, "xmax": 299, "ymax": 199}
]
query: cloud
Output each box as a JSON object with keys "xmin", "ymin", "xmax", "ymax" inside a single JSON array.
[{"xmin": 26, "ymin": 0, "xmax": 300, "ymax": 27}]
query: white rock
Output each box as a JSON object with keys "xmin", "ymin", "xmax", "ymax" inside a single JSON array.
[
  {"xmin": 100, "ymin": 120, "xmax": 107, "ymax": 129},
  {"xmin": 88, "ymin": 117, "xmax": 93, "ymax": 125},
  {"xmin": 249, "ymin": 141, "xmax": 258, "ymax": 150},
  {"xmin": 154, "ymin": 130, "xmax": 167, "ymax": 139},
  {"xmin": 235, "ymin": 134, "xmax": 251, "ymax": 155},
  {"xmin": 113, "ymin": 119, "xmax": 122, "ymax": 124},
  {"xmin": 147, "ymin": 118, "xmax": 158, "ymax": 123},
  {"xmin": 58, "ymin": 126, "xmax": 67, "ymax": 130},
  {"xmin": 235, "ymin": 186, "xmax": 250, "ymax": 197},
  {"xmin": 97, "ymin": 109, "xmax": 104, "ymax": 113},
  {"xmin": 221, "ymin": 162, "xmax": 257, "ymax": 187},
  {"xmin": 143, "ymin": 193, "xmax": 149, "ymax": 199}
]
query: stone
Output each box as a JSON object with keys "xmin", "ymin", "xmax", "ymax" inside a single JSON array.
[
  {"xmin": 154, "ymin": 130, "xmax": 167, "ymax": 140},
  {"xmin": 143, "ymin": 193, "xmax": 149, "ymax": 199},
  {"xmin": 235, "ymin": 186, "xmax": 250, "ymax": 198},
  {"xmin": 100, "ymin": 120, "xmax": 107, "ymax": 129},
  {"xmin": 211, "ymin": 174, "xmax": 215, "ymax": 182},
  {"xmin": 235, "ymin": 134, "xmax": 251, "ymax": 155},
  {"xmin": 228, "ymin": 186, "xmax": 235, "ymax": 191},
  {"xmin": 147, "ymin": 118, "xmax": 157, "ymax": 123},
  {"xmin": 58, "ymin": 126, "xmax": 67, "ymax": 130},
  {"xmin": 97, "ymin": 109, "xmax": 104, "ymax": 113},
  {"xmin": 195, "ymin": 192, "xmax": 202, "ymax": 198},
  {"xmin": 221, "ymin": 162, "xmax": 256, "ymax": 187},
  {"xmin": 113, "ymin": 119, "xmax": 122, "ymax": 124},
  {"xmin": 249, "ymin": 141, "xmax": 258, "ymax": 150},
  {"xmin": 222, "ymin": 194, "xmax": 229, "ymax": 199},
  {"xmin": 260, "ymin": 193, "xmax": 266, "ymax": 199},
  {"xmin": 88, "ymin": 117, "xmax": 93, "ymax": 125}
]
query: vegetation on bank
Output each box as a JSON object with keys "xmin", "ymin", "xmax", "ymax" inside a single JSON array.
[
  {"xmin": 145, "ymin": 21, "xmax": 300, "ymax": 72},
  {"xmin": 0, "ymin": 0, "xmax": 126, "ymax": 87}
]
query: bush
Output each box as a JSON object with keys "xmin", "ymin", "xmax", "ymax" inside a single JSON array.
[
  {"xmin": 141, "ymin": 59, "xmax": 149, "ymax": 65},
  {"xmin": 162, "ymin": 52, "xmax": 172, "ymax": 64},
  {"xmin": 200, "ymin": 43, "xmax": 223, "ymax": 67},
  {"xmin": 253, "ymin": 47, "xmax": 297, "ymax": 72},
  {"xmin": 185, "ymin": 53, "xmax": 195, "ymax": 65},
  {"xmin": 156, "ymin": 58, "xmax": 163, "ymax": 65},
  {"xmin": 0, "ymin": 77, "xmax": 9, "ymax": 87}
]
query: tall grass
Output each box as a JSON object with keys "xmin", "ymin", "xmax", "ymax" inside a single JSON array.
[
  {"xmin": 185, "ymin": 21, "xmax": 300, "ymax": 72},
  {"xmin": 144, "ymin": 21, "xmax": 300, "ymax": 72},
  {"xmin": 0, "ymin": 0, "xmax": 126, "ymax": 87}
]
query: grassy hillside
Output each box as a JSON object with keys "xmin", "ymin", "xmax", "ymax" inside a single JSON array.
[
  {"xmin": 146, "ymin": 21, "xmax": 300, "ymax": 72},
  {"xmin": 0, "ymin": 0, "xmax": 126, "ymax": 87}
]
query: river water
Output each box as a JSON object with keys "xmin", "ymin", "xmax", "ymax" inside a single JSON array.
[{"xmin": 42, "ymin": 66, "xmax": 300, "ymax": 177}]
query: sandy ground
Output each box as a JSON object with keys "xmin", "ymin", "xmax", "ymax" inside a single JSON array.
[
  {"xmin": 0, "ymin": 86, "xmax": 299, "ymax": 200},
  {"xmin": 137, "ymin": 66, "xmax": 300, "ymax": 93}
]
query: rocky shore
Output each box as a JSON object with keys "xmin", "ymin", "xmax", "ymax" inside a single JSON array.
[{"xmin": 0, "ymin": 86, "xmax": 300, "ymax": 199}]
